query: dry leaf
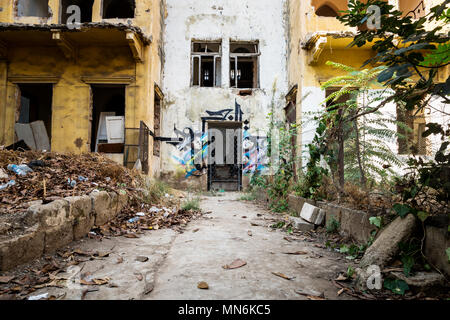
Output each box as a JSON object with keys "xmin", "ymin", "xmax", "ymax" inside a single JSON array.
[
  {"xmin": 223, "ymin": 259, "xmax": 247, "ymax": 270},
  {"xmin": 124, "ymin": 233, "xmax": 139, "ymax": 238},
  {"xmin": 116, "ymin": 257, "xmax": 124, "ymax": 264},
  {"xmin": 307, "ymin": 295, "xmax": 326, "ymax": 300},
  {"xmin": 335, "ymin": 274, "xmax": 348, "ymax": 281},
  {"xmin": 337, "ymin": 288, "xmax": 345, "ymax": 296},
  {"xmin": 272, "ymin": 272, "xmax": 294, "ymax": 280},
  {"xmin": 283, "ymin": 251, "xmax": 308, "ymax": 255},
  {"xmin": 136, "ymin": 256, "xmax": 149, "ymax": 262},
  {"xmin": 0, "ymin": 276, "xmax": 15, "ymax": 284},
  {"xmin": 247, "ymin": 231, "xmax": 252, "ymax": 237},
  {"xmin": 197, "ymin": 281, "xmax": 209, "ymax": 289},
  {"xmin": 193, "ymin": 228, "xmax": 200, "ymax": 233}
]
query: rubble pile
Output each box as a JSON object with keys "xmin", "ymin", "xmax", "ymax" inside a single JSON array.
[{"xmin": 0, "ymin": 150, "xmax": 141, "ymax": 215}]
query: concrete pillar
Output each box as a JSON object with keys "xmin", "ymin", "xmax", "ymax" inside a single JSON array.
[{"xmin": 221, "ymin": 38, "xmax": 230, "ymax": 88}]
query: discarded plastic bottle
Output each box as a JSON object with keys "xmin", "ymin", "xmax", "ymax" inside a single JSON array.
[
  {"xmin": 68, "ymin": 178, "xmax": 77, "ymax": 188},
  {"xmin": 7, "ymin": 164, "xmax": 27, "ymax": 177},
  {"xmin": 78, "ymin": 176, "xmax": 88, "ymax": 182},
  {"xmin": 127, "ymin": 217, "xmax": 140, "ymax": 223},
  {"xmin": 0, "ymin": 180, "xmax": 16, "ymax": 191}
]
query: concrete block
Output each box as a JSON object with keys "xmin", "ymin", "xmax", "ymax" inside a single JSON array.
[
  {"xmin": 67, "ymin": 196, "xmax": 94, "ymax": 240},
  {"xmin": 0, "ymin": 226, "xmax": 44, "ymax": 271},
  {"xmin": 339, "ymin": 207, "xmax": 376, "ymax": 243},
  {"xmin": 424, "ymin": 225, "xmax": 450, "ymax": 277},
  {"xmin": 44, "ymin": 222, "xmax": 73, "ymax": 254},
  {"xmin": 91, "ymin": 191, "xmax": 112, "ymax": 226},
  {"xmin": 289, "ymin": 216, "xmax": 314, "ymax": 232},
  {"xmin": 300, "ymin": 203, "xmax": 324, "ymax": 225}
]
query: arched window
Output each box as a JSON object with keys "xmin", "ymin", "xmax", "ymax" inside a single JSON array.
[
  {"xmin": 315, "ymin": 4, "xmax": 338, "ymax": 17},
  {"xmin": 102, "ymin": 0, "xmax": 135, "ymax": 19}
]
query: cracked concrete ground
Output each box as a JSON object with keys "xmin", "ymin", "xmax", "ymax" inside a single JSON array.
[{"xmin": 24, "ymin": 193, "xmax": 354, "ymax": 300}]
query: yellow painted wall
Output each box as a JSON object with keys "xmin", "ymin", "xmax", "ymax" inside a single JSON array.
[{"xmin": 0, "ymin": 0, "xmax": 164, "ymax": 176}]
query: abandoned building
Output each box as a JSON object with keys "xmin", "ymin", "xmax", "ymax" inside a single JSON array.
[
  {"xmin": 0, "ymin": 0, "xmax": 165, "ymax": 176},
  {"xmin": 0, "ymin": 0, "xmax": 448, "ymax": 191}
]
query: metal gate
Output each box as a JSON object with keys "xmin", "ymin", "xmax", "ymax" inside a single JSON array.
[{"xmin": 123, "ymin": 121, "xmax": 149, "ymax": 174}]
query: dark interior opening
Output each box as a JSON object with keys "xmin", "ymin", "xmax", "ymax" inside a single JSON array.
[
  {"xmin": 153, "ymin": 92, "xmax": 161, "ymax": 157},
  {"xmin": 315, "ymin": 4, "xmax": 338, "ymax": 17},
  {"xmin": 90, "ymin": 85, "xmax": 126, "ymax": 152},
  {"xmin": 103, "ymin": 0, "xmax": 135, "ymax": 19},
  {"xmin": 16, "ymin": 0, "xmax": 50, "ymax": 18},
  {"xmin": 61, "ymin": 0, "xmax": 94, "ymax": 23},
  {"xmin": 230, "ymin": 58, "xmax": 256, "ymax": 89},
  {"xmin": 17, "ymin": 83, "xmax": 53, "ymax": 140},
  {"xmin": 200, "ymin": 58, "xmax": 214, "ymax": 87}
]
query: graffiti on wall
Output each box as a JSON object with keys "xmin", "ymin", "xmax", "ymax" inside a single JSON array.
[{"xmin": 164, "ymin": 100, "xmax": 268, "ymax": 178}]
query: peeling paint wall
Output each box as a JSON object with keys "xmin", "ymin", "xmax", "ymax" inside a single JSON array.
[{"xmin": 161, "ymin": 0, "xmax": 289, "ymax": 178}]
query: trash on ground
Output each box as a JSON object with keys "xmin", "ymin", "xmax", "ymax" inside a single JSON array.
[{"xmin": 223, "ymin": 259, "xmax": 247, "ymax": 270}]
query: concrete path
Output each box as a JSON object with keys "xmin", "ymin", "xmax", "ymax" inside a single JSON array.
[{"xmin": 24, "ymin": 193, "xmax": 353, "ymax": 300}]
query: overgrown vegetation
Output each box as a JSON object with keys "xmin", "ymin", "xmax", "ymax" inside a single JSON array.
[{"xmin": 181, "ymin": 196, "xmax": 201, "ymax": 211}]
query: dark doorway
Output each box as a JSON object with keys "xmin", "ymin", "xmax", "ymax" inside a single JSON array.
[
  {"xmin": 103, "ymin": 0, "xmax": 135, "ymax": 19},
  {"xmin": 90, "ymin": 85, "xmax": 126, "ymax": 152},
  {"xmin": 153, "ymin": 91, "xmax": 161, "ymax": 157},
  {"xmin": 17, "ymin": 83, "xmax": 53, "ymax": 141},
  {"xmin": 61, "ymin": 0, "xmax": 94, "ymax": 23},
  {"xmin": 208, "ymin": 121, "xmax": 242, "ymax": 191}
]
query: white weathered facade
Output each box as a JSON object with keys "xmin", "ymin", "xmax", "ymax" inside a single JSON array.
[{"xmin": 160, "ymin": 0, "xmax": 289, "ymax": 189}]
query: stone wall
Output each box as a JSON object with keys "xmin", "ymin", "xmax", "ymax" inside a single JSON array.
[{"xmin": 0, "ymin": 190, "xmax": 128, "ymax": 271}]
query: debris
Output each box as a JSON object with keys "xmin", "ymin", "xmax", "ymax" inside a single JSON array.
[
  {"xmin": 0, "ymin": 168, "xmax": 8, "ymax": 179},
  {"xmin": 282, "ymin": 251, "xmax": 308, "ymax": 255},
  {"xmin": 28, "ymin": 293, "xmax": 49, "ymax": 300},
  {"xmin": 248, "ymin": 230, "xmax": 252, "ymax": 237},
  {"xmin": 272, "ymin": 272, "xmax": 294, "ymax": 280},
  {"xmin": 7, "ymin": 164, "xmax": 32, "ymax": 177},
  {"xmin": 136, "ymin": 212, "xmax": 146, "ymax": 217},
  {"xmin": 193, "ymin": 228, "xmax": 200, "ymax": 233},
  {"xmin": 0, "ymin": 180, "xmax": 16, "ymax": 191},
  {"xmin": 223, "ymin": 259, "xmax": 247, "ymax": 270},
  {"xmin": 27, "ymin": 160, "xmax": 45, "ymax": 169},
  {"xmin": 335, "ymin": 274, "xmax": 348, "ymax": 281},
  {"xmin": 295, "ymin": 289, "xmax": 325, "ymax": 298},
  {"xmin": 197, "ymin": 281, "xmax": 209, "ymax": 289},
  {"xmin": 78, "ymin": 176, "xmax": 88, "ymax": 182},
  {"xmin": 289, "ymin": 216, "xmax": 314, "ymax": 231},
  {"xmin": 116, "ymin": 257, "xmax": 124, "ymax": 264},
  {"xmin": 143, "ymin": 283, "xmax": 154, "ymax": 295},
  {"xmin": 300, "ymin": 203, "xmax": 325, "ymax": 225},
  {"xmin": 0, "ymin": 276, "xmax": 15, "ymax": 284},
  {"xmin": 80, "ymin": 278, "xmax": 110, "ymax": 286},
  {"xmin": 127, "ymin": 217, "xmax": 140, "ymax": 223},
  {"xmin": 135, "ymin": 273, "xmax": 143, "ymax": 281},
  {"xmin": 136, "ymin": 256, "xmax": 149, "ymax": 263},
  {"xmin": 337, "ymin": 288, "xmax": 345, "ymax": 296}
]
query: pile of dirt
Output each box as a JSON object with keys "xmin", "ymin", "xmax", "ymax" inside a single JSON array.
[{"xmin": 0, "ymin": 150, "xmax": 142, "ymax": 215}]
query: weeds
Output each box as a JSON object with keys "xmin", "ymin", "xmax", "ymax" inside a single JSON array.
[
  {"xmin": 326, "ymin": 215, "xmax": 340, "ymax": 233},
  {"xmin": 181, "ymin": 197, "xmax": 201, "ymax": 211}
]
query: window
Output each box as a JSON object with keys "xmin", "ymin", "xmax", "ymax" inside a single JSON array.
[
  {"xmin": 230, "ymin": 42, "xmax": 259, "ymax": 89},
  {"xmin": 102, "ymin": 0, "xmax": 135, "ymax": 19},
  {"xmin": 16, "ymin": 0, "xmax": 50, "ymax": 18},
  {"xmin": 396, "ymin": 106, "xmax": 427, "ymax": 155},
  {"xmin": 191, "ymin": 42, "xmax": 222, "ymax": 87},
  {"xmin": 61, "ymin": 0, "xmax": 94, "ymax": 23},
  {"xmin": 311, "ymin": 0, "xmax": 347, "ymax": 17}
]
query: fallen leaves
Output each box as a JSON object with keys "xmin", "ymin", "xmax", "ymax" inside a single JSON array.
[
  {"xmin": 222, "ymin": 259, "xmax": 247, "ymax": 270},
  {"xmin": 135, "ymin": 256, "xmax": 149, "ymax": 263},
  {"xmin": 80, "ymin": 278, "xmax": 110, "ymax": 286},
  {"xmin": 197, "ymin": 281, "xmax": 209, "ymax": 289},
  {"xmin": 295, "ymin": 289, "xmax": 325, "ymax": 299},
  {"xmin": 247, "ymin": 230, "xmax": 252, "ymax": 237},
  {"xmin": 272, "ymin": 272, "xmax": 294, "ymax": 280},
  {"xmin": 0, "ymin": 276, "xmax": 15, "ymax": 284}
]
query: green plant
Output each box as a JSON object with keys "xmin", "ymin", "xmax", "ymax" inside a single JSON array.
[
  {"xmin": 326, "ymin": 215, "xmax": 340, "ymax": 233},
  {"xmin": 369, "ymin": 216, "xmax": 382, "ymax": 229},
  {"xmin": 446, "ymin": 248, "xmax": 450, "ymax": 263},
  {"xmin": 239, "ymin": 192, "xmax": 257, "ymax": 201},
  {"xmin": 181, "ymin": 197, "xmax": 201, "ymax": 211},
  {"xmin": 271, "ymin": 221, "xmax": 285, "ymax": 229},
  {"xmin": 383, "ymin": 278, "xmax": 409, "ymax": 295},
  {"xmin": 347, "ymin": 266, "xmax": 355, "ymax": 278},
  {"xmin": 146, "ymin": 179, "xmax": 170, "ymax": 203}
]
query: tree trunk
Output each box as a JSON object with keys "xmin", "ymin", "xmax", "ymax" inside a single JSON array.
[{"xmin": 353, "ymin": 119, "xmax": 366, "ymax": 188}]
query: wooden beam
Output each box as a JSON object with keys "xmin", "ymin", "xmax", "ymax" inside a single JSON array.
[
  {"xmin": 126, "ymin": 31, "xmax": 144, "ymax": 63},
  {"xmin": 51, "ymin": 30, "xmax": 76, "ymax": 60}
]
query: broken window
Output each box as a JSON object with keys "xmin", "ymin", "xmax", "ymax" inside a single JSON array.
[
  {"xmin": 230, "ymin": 42, "xmax": 259, "ymax": 89},
  {"xmin": 90, "ymin": 85, "xmax": 126, "ymax": 153},
  {"xmin": 153, "ymin": 90, "xmax": 161, "ymax": 157},
  {"xmin": 191, "ymin": 42, "xmax": 222, "ymax": 87},
  {"xmin": 16, "ymin": 0, "xmax": 50, "ymax": 17},
  {"xmin": 396, "ymin": 105, "xmax": 427, "ymax": 155},
  {"xmin": 61, "ymin": 0, "xmax": 94, "ymax": 23},
  {"xmin": 399, "ymin": 0, "xmax": 426, "ymax": 19},
  {"xmin": 102, "ymin": 0, "xmax": 135, "ymax": 19}
]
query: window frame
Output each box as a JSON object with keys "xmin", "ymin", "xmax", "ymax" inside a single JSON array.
[
  {"xmin": 229, "ymin": 41, "xmax": 260, "ymax": 89},
  {"xmin": 191, "ymin": 41, "xmax": 222, "ymax": 88}
]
